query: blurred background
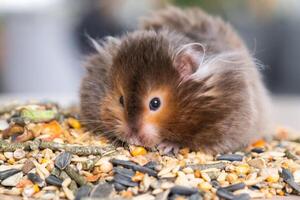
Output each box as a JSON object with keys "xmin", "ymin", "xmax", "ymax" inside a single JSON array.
[{"xmin": 0, "ymin": 0, "xmax": 299, "ymax": 131}]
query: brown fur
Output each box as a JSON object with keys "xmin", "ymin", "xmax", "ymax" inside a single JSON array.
[{"xmin": 80, "ymin": 7, "xmax": 271, "ymax": 153}]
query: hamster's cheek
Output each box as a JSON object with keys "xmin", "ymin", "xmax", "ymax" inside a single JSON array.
[{"xmin": 99, "ymin": 93, "xmax": 127, "ymax": 136}]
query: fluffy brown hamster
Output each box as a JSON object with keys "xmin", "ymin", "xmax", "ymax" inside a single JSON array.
[{"xmin": 80, "ymin": 7, "xmax": 271, "ymax": 154}]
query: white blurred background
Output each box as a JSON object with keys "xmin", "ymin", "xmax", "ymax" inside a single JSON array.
[{"xmin": 0, "ymin": 0, "xmax": 299, "ymax": 132}]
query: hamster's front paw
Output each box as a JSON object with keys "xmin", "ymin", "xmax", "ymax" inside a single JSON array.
[{"xmin": 157, "ymin": 141, "xmax": 180, "ymax": 155}]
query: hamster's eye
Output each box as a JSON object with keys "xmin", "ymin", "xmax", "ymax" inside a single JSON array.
[
  {"xmin": 119, "ymin": 96, "xmax": 124, "ymax": 107},
  {"xmin": 149, "ymin": 97, "xmax": 161, "ymax": 111}
]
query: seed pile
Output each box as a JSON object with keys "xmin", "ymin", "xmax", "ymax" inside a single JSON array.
[{"xmin": 0, "ymin": 102, "xmax": 300, "ymax": 200}]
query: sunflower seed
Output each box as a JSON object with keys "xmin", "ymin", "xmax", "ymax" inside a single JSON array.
[
  {"xmin": 144, "ymin": 161, "xmax": 158, "ymax": 171},
  {"xmin": 189, "ymin": 193, "xmax": 203, "ymax": 200},
  {"xmin": 222, "ymin": 183, "xmax": 246, "ymax": 192},
  {"xmin": 114, "ymin": 182, "xmax": 127, "ymax": 191},
  {"xmin": 216, "ymin": 188, "xmax": 235, "ymax": 200},
  {"xmin": 114, "ymin": 174, "xmax": 139, "ymax": 187},
  {"xmin": 1, "ymin": 172, "xmax": 23, "ymax": 186},
  {"xmin": 217, "ymin": 154, "xmax": 243, "ymax": 162},
  {"xmin": 251, "ymin": 148, "xmax": 264, "ymax": 154},
  {"xmin": 111, "ymin": 159, "xmax": 157, "ymax": 177},
  {"xmin": 28, "ymin": 173, "xmax": 45, "ymax": 187},
  {"xmin": 281, "ymin": 168, "xmax": 300, "ymax": 194},
  {"xmin": 211, "ymin": 180, "xmax": 220, "ymax": 189},
  {"xmin": 75, "ymin": 185, "xmax": 92, "ymax": 200},
  {"xmin": 55, "ymin": 151, "xmax": 72, "ymax": 170},
  {"xmin": 170, "ymin": 185, "xmax": 198, "ymax": 196},
  {"xmin": 232, "ymin": 193, "xmax": 251, "ymax": 200},
  {"xmin": 65, "ymin": 166, "xmax": 87, "ymax": 186},
  {"xmin": 281, "ymin": 168, "xmax": 294, "ymax": 181},
  {"xmin": 113, "ymin": 167, "xmax": 135, "ymax": 178},
  {"xmin": 90, "ymin": 182, "xmax": 113, "ymax": 198},
  {"xmin": 45, "ymin": 175, "xmax": 63, "ymax": 186},
  {"xmin": 0, "ymin": 169, "xmax": 21, "ymax": 180}
]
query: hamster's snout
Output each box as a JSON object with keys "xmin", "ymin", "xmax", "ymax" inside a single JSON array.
[{"xmin": 124, "ymin": 122, "xmax": 161, "ymax": 147}]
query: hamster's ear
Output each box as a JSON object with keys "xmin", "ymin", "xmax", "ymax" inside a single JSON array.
[
  {"xmin": 84, "ymin": 36, "xmax": 121, "ymax": 73},
  {"xmin": 88, "ymin": 36, "xmax": 121, "ymax": 54},
  {"xmin": 174, "ymin": 43, "xmax": 205, "ymax": 80}
]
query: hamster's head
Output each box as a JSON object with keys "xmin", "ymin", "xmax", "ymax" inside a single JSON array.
[
  {"xmin": 83, "ymin": 30, "xmax": 243, "ymax": 148},
  {"xmin": 99, "ymin": 31, "xmax": 181, "ymax": 147}
]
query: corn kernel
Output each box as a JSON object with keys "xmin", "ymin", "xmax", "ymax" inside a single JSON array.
[
  {"xmin": 41, "ymin": 158, "xmax": 48, "ymax": 164},
  {"xmin": 226, "ymin": 173, "xmax": 238, "ymax": 183},
  {"xmin": 251, "ymin": 139, "xmax": 266, "ymax": 148},
  {"xmin": 235, "ymin": 164, "xmax": 250, "ymax": 175},
  {"xmin": 67, "ymin": 118, "xmax": 81, "ymax": 129},
  {"xmin": 281, "ymin": 162, "xmax": 289, "ymax": 169},
  {"xmin": 121, "ymin": 190, "xmax": 133, "ymax": 198},
  {"xmin": 198, "ymin": 182, "xmax": 212, "ymax": 191},
  {"xmin": 7, "ymin": 158, "xmax": 15, "ymax": 165},
  {"xmin": 132, "ymin": 171, "xmax": 144, "ymax": 182},
  {"xmin": 179, "ymin": 147, "xmax": 190, "ymax": 156},
  {"xmin": 277, "ymin": 190, "xmax": 285, "ymax": 196},
  {"xmin": 130, "ymin": 146, "xmax": 147, "ymax": 157},
  {"xmin": 194, "ymin": 170, "xmax": 201, "ymax": 178},
  {"xmin": 33, "ymin": 184, "xmax": 40, "ymax": 193},
  {"xmin": 266, "ymin": 173, "xmax": 280, "ymax": 183}
]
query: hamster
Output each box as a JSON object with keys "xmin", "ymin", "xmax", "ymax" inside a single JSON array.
[{"xmin": 80, "ymin": 7, "xmax": 271, "ymax": 154}]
